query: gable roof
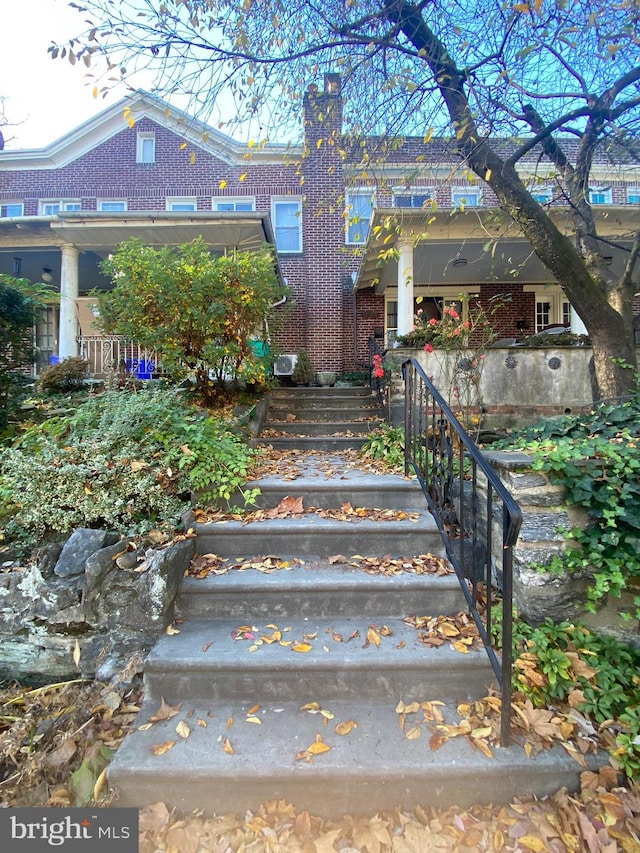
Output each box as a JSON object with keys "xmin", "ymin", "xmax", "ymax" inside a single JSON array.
[{"xmin": 0, "ymin": 90, "xmax": 299, "ymax": 170}]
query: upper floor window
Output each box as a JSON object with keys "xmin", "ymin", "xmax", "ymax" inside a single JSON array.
[
  {"xmin": 345, "ymin": 190, "xmax": 374, "ymax": 245},
  {"xmin": 393, "ymin": 190, "xmax": 434, "ymax": 209},
  {"xmin": 0, "ymin": 202, "xmax": 24, "ymax": 217},
  {"xmin": 166, "ymin": 197, "xmax": 197, "ymax": 212},
  {"xmin": 40, "ymin": 200, "xmax": 81, "ymax": 215},
  {"xmin": 272, "ymin": 198, "xmax": 302, "ymax": 253},
  {"xmin": 98, "ymin": 200, "xmax": 127, "ymax": 212},
  {"xmin": 213, "ymin": 198, "xmax": 256, "ymax": 212},
  {"xmin": 137, "ymin": 132, "xmax": 156, "ymax": 164},
  {"xmin": 627, "ymin": 187, "xmax": 640, "ymax": 205},
  {"xmin": 532, "ymin": 187, "xmax": 553, "ymax": 205},
  {"xmin": 451, "ymin": 187, "xmax": 481, "ymax": 208},
  {"xmin": 589, "ymin": 187, "xmax": 612, "ymax": 205}
]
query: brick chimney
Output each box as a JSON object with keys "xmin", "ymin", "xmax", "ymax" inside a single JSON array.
[{"xmin": 302, "ymin": 74, "xmax": 347, "ymax": 373}]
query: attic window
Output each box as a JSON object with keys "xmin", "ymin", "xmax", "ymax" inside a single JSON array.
[{"xmin": 137, "ymin": 132, "xmax": 156, "ymax": 164}]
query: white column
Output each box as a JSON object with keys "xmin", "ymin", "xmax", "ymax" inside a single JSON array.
[
  {"xmin": 396, "ymin": 238, "xmax": 415, "ymax": 337},
  {"xmin": 570, "ymin": 305, "xmax": 587, "ymax": 335},
  {"xmin": 59, "ymin": 244, "xmax": 80, "ymax": 359}
]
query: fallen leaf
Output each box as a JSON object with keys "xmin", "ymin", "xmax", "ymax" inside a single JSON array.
[
  {"xmin": 149, "ymin": 698, "xmax": 182, "ymax": 723},
  {"xmin": 166, "ymin": 625, "xmax": 181, "ymax": 635},
  {"xmin": 222, "ymin": 738, "xmax": 234, "ymax": 754},
  {"xmin": 151, "ymin": 740, "xmax": 176, "ymax": 755},
  {"xmin": 335, "ymin": 720, "xmax": 357, "ymax": 735},
  {"xmin": 307, "ymin": 734, "xmax": 331, "ymax": 755},
  {"xmin": 292, "ymin": 643, "xmax": 313, "ymax": 653},
  {"xmin": 175, "ymin": 720, "xmax": 191, "ymax": 739},
  {"xmin": 73, "ymin": 639, "xmax": 81, "ymax": 668}
]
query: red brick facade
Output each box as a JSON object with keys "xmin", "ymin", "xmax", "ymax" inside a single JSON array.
[{"xmin": 1, "ymin": 81, "xmax": 639, "ymax": 372}]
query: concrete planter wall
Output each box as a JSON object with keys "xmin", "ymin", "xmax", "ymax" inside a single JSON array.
[{"xmin": 390, "ymin": 345, "xmax": 640, "ymax": 427}]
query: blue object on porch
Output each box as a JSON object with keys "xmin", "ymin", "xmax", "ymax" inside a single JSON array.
[
  {"xmin": 49, "ymin": 355, "xmax": 59, "ymax": 365},
  {"xmin": 125, "ymin": 359, "xmax": 155, "ymax": 379},
  {"xmin": 249, "ymin": 340, "xmax": 270, "ymax": 359}
]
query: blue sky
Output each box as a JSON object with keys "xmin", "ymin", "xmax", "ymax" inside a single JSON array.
[{"xmin": 0, "ymin": 0, "xmax": 127, "ymax": 149}]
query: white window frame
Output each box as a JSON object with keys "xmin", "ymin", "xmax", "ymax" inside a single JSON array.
[
  {"xmin": 0, "ymin": 202, "xmax": 24, "ymax": 217},
  {"xmin": 392, "ymin": 188, "xmax": 435, "ymax": 209},
  {"xmin": 271, "ymin": 197, "xmax": 303, "ymax": 253},
  {"xmin": 136, "ymin": 132, "xmax": 156, "ymax": 164},
  {"xmin": 39, "ymin": 200, "xmax": 81, "ymax": 215},
  {"xmin": 213, "ymin": 197, "xmax": 256, "ymax": 212},
  {"xmin": 98, "ymin": 199, "xmax": 127, "ymax": 212},
  {"xmin": 451, "ymin": 187, "xmax": 481, "ymax": 208},
  {"xmin": 166, "ymin": 197, "xmax": 197, "ymax": 212},
  {"xmin": 588, "ymin": 187, "xmax": 612, "ymax": 205},
  {"xmin": 627, "ymin": 187, "xmax": 640, "ymax": 205},
  {"xmin": 523, "ymin": 285, "xmax": 571, "ymax": 332},
  {"xmin": 345, "ymin": 189, "xmax": 375, "ymax": 245}
]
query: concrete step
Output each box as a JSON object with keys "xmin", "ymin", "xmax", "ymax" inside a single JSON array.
[
  {"xmin": 108, "ymin": 694, "xmax": 600, "ymax": 817},
  {"xmin": 261, "ymin": 420, "xmax": 379, "ymax": 436},
  {"xmin": 272, "ymin": 387, "xmax": 375, "ymax": 400},
  {"xmin": 255, "ymin": 435, "xmax": 370, "ymax": 451},
  {"xmin": 239, "ymin": 471, "xmax": 426, "ymax": 510},
  {"xmin": 140, "ymin": 615, "xmax": 493, "ymax": 703},
  {"xmin": 176, "ymin": 560, "xmax": 463, "ymax": 620},
  {"xmin": 188, "ymin": 510, "xmax": 445, "ymax": 558},
  {"xmin": 267, "ymin": 406, "xmax": 382, "ymax": 422}
]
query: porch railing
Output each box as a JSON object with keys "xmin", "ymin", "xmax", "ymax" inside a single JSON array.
[
  {"xmin": 78, "ymin": 336, "xmax": 166, "ymax": 380},
  {"xmin": 402, "ymin": 357, "xmax": 522, "ymax": 746}
]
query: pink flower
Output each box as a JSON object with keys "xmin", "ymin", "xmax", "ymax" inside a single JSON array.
[
  {"xmin": 446, "ymin": 308, "xmax": 459, "ymax": 319},
  {"xmin": 429, "ymin": 318, "xmax": 438, "ymax": 326},
  {"xmin": 463, "ymin": 320, "xmax": 470, "ymax": 329},
  {"xmin": 373, "ymin": 366, "xmax": 384, "ymax": 378},
  {"xmin": 423, "ymin": 343, "xmax": 434, "ymax": 353}
]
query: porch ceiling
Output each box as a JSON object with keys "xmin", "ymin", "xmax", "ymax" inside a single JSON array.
[{"xmin": 355, "ymin": 207, "xmax": 640, "ymax": 293}]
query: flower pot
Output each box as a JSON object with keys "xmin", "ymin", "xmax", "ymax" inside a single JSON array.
[{"xmin": 317, "ymin": 371, "xmax": 336, "ymax": 387}]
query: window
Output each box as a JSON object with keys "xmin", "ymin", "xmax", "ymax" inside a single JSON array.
[
  {"xmin": 451, "ymin": 187, "xmax": 480, "ymax": 208},
  {"xmin": 166, "ymin": 197, "xmax": 197, "ymax": 212},
  {"xmin": 272, "ymin": 198, "xmax": 302, "ymax": 253},
  {"xmin": 98, "ymin": 200, "xmax": 127, "ymax": 212},
  {"xmin": 627, "ymin": 187, "xmax": 640, "ymax": 205},
  {"xmin": 393, "ymin": 191, "xmax": 434, "ymax": 209},
  {"xmin": 532, "ymin": 188, "xmax": 553, "ymax": 205},
  {"xmin": 345, "ymin": 190, "xmax": 374, "ymax": 245},
  {"xmin": 1, "ymin": 202, "xmax": 24, "ymax": 217},
  {"xmin": 137, "ymin": 132, "xmax": 156, "ymax": 164},
  {"xmin": 40, "ymin": 200, "xmax": 81, "ymax": 215},
  {"xmin": 589, "ymin": 187, "xmax": 612, "ymax": 205},
  {"xmin": 213, "ymin": 198, "xmax": 256, "ymax": 212},
  {"xmin": 524, "ymin": 285, "xmax": 571, "ymax": 332}
]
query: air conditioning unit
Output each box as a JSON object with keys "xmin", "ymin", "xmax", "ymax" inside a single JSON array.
[{"xmin": 274, "ymin": 354, "xmax": 298, "ymax": 376}]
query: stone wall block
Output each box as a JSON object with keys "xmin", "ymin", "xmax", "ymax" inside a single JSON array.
[
  {"xmin": 82, "ymin": 538, "xmax": 196, "ymax": 631},
  {"xmin": 54, "ymin": 528, "xmax": 121, "ymax": 578}
]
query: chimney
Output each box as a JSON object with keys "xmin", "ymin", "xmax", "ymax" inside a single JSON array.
[{"xmin": 303, "ymin": 73, "xmax": 343, "ymax": 146}]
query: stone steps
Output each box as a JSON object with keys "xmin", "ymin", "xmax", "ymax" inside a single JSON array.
[{"xmin": 107, "ymin": 394, "xmax": 596, "ymax": 816}]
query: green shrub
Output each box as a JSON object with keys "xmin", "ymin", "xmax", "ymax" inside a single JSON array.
[
  {"xmin": 360, "ymin": 424, "xmax": 405, "ymax": 469},
  {"xmin": 0, "ymin": 387, "xmax": 258, "ymax": 549},
  {"xmin": 38, "ymin": 357, "xmax": 89, "ymax": 393}
]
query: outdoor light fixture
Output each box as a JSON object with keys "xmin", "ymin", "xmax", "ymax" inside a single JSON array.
[
  {"xmin": 41, "ymin": 268, "xmax": 53, "ymax": 282},
  {"xmin": 452, "ymin": 258, "xmax": 468, "ymax": 267},
  {"xmin": 602, "ymin": 256, "xmax": 613, "ymax": 265}
]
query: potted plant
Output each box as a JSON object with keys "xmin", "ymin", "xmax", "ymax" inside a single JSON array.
[{"xmin": 291, "ymin": 348, "xmax": 314, "ymax": 385}]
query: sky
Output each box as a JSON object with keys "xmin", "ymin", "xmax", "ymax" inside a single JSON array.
[{"xmin": 0, "ymin": 0, "xmax": 129, "ymax": 150}]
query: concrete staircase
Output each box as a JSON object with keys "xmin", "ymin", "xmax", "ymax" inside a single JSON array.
[
  {"xmin": 108, "ymin": 388, "xmax": 596, "ymax": 817},
  {"xmin": 258, "ymin": 385, "xmax": 385, "ymax": 451}
]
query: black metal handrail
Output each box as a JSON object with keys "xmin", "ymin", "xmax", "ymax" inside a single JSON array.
[{"xmin": 402, "ymin": 357, "xmax": 522, "ymax": 746}]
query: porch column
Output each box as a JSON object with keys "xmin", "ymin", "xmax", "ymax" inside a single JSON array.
[
  {"xmin": 570, "ymin": 305, "xmax": 588, "ymax": 335},
  {"xmin": 397, "ymin": 238, "xmax": 415, "ymax": 337},
  {"xmin": 59, "ymin": 243, "xmax": 80, "ymax": 359}
]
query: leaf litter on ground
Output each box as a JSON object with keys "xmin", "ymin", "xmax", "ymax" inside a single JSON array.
[{"xmin": 3, "ymin": 679, "xmax": 640, "ymax": 850}]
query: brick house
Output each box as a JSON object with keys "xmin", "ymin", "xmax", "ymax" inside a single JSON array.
[{"xmin": 0, "ymin": 76, "xmax": 639, "ymax": 377}]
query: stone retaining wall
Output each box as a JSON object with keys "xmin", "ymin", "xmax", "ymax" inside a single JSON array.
[
  {"xmin": 0, "ymin": 529, "xmax": 196, "ymax": 683},
  {"xmin": 481, "ymin": 451, "xmax": 639, "ymax": 645}
]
